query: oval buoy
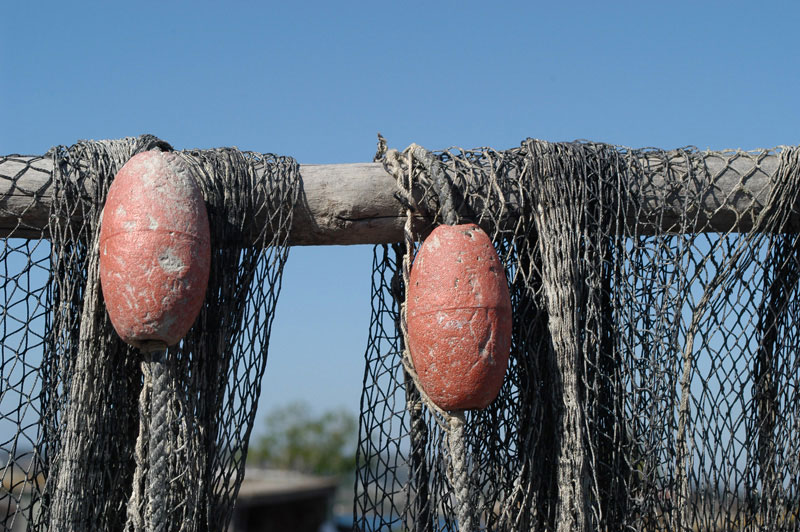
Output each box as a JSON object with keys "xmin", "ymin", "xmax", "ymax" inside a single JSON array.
[
  {"xmin": 407, "ymin": 223, "xmax": 512, "ymax": 411},
  {"xmin": 99, "ymin": 150, "xmax": 211, "ymax": 348}
]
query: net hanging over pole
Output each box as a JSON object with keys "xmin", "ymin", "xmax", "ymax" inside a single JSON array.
[
  {"xmin": 357, "ymin": 139, "xmax": 800, "ymax": 532},
  {"xmin": 0, "ymin": 135, "xmax": 300, "ymax": 532},
  {"xmin": 1, "ymin": 135, "xmax": 800, "ymax": 532}
]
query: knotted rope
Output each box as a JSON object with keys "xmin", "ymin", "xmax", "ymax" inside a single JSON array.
[{"xmin": 383, "ymin": 140, "xmax": 476, "ymax": 531}]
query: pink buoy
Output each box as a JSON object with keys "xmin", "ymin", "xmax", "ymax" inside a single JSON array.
[
  {"xmin": 99, "ymin": 150, "xmax": 211, "ymax": 348},
  {"xmin": 407, "ymin": 223, "xmax": 512, "ymax": 411}
]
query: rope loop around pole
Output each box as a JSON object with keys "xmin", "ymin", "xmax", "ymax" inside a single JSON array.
[
  {"xmin": 378, "ymin": 137, "xmax": 476, "ymax": 531},
  {"xmin": 380, "ymin": 141, "xmax": 455, "ymax": 429},
  {"xmin": 407, "ymin": 144, "xmax": 460, "ymax": 226}
]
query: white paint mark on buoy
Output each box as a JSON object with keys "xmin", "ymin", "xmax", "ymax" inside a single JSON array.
[{"xmin": 158, "ymin": 248, "xmax": 186, "ymax": 274}]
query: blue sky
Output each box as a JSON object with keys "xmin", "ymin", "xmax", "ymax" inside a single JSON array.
[{"xmin": 3, "ymin": 0, "xmax": 800, "ymax": 438}]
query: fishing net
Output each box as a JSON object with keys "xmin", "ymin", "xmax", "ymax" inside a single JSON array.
[
  {"xmin": 356, "ymin": 139, "xmax": 800, "ymax": 531},
  {"xmin": 0, "ymin": 135, "xmax": 299, "ymax": 531}
]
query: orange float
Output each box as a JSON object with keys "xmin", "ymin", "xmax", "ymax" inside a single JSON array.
[
  {"xmin": 407, "ymin": 223, "xmax": 512, "ymax": 411},
  {"xmin": 99, "ymin": 150, "xmax": 211, "ymax": 348}
]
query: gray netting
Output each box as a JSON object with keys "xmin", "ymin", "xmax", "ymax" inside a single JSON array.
[
  {"xmin": 356, "ymin": 139, "xmax": 800, "ymax": 531},
  {"xmin": 0, "ymin": 136, "xmax": 299, "ymax": 531}
]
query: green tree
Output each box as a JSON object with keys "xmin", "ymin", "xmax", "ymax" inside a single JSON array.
[{"xmin": 248, "ymin": 401, "xmax": 358, "ymax": 477}]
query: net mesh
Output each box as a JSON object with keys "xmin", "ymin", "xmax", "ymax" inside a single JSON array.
[
  {"xmin": 356, "ymin": 139, "xmax": 800, "ymax": 531},
  {"xmin": 0, "ymin": 136, "xmax": 299, "ymax": 531},
  {"xmin": 3, "ymin": 135, "xmax": 800, "ymax": 531}
]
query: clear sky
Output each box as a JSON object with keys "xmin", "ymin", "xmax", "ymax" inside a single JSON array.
[{"xmin": 3, "ymin": 0, "xmax": 800, "ymax": 439}]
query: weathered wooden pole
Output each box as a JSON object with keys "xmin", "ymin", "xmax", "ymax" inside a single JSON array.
[{"xmin": 0, "ymin": 148, "xmax": 792, "ymax": 244}]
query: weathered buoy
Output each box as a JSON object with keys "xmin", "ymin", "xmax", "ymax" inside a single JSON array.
[
  {"xmin": 407, "ymin": 223, "xmax": 512, "ymax": 411},
  {"xmin": 99, "ymin": 150, "xmax": 211, "ymax": 347}
]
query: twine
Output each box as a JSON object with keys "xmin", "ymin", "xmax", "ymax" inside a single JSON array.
[{"xmin": 384, "ymin": 142, "xmax": 476, "ymax": 531}]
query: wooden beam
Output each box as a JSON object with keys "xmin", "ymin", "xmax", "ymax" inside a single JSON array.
[
  {"xmin": 0, "ymin": 157, "xmax": 412, "ymax": 245},
  {"xmin": 0, "ymin": 149, "xmax": 791, "ymax": 245}
]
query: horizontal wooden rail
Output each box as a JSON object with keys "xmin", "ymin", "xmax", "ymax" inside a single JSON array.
[
  {"xmin": 0, "ymin": 148, "xmax": 792, "ymax": 245},
  {"xmin": 0, "ymin": 157, "xmax": 408, "ymax": 245}
]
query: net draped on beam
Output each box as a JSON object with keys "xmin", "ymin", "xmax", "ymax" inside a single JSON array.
[
  {"xmin": 0, "ymin": 136, "xmax": 299, "ymax": 532},
  {"xmin": 356, "ymin": 139, "xmax": 800, "ymax": 532},
  {"xmin": 1, "ymin": 136, "xmax": 800, "ymax": 532}
]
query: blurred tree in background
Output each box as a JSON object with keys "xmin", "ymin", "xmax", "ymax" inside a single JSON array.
[{"xmin": 248, "ymin": 401, "xmax": 358, "ymax": 477}]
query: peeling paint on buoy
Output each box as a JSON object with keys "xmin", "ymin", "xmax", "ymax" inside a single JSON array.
[
  {"xmin": 99, "ymin": 151, "xmax": 211, "ymax": 347},
  {"xmin": 407, "ymin": 223, "xmax": 512, "ymax": 411}
]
